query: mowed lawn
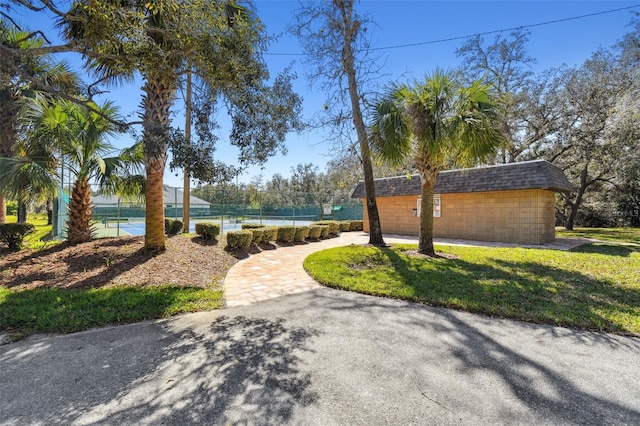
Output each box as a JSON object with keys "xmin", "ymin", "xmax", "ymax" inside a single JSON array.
[
  {"xmin": 1, "ymin": 216, "xmax": 230, "ymax": 340},
  {"xmin": 304, "ymin": 230, "xmax": 640, "ymax": 335}
]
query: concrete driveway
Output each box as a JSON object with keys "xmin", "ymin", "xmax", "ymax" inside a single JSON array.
[{"xmin": 2, "ymin": 288, "xmax": 639, "ymax": 425}]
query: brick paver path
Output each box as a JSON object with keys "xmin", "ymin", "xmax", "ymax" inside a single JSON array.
[
  {"xmin": 222, "ymin": 232, "xmax": 588, "ymax": 307},
  {"xmin": 223, "ymin": 232, "xmax": 367, "ymax": 307}
]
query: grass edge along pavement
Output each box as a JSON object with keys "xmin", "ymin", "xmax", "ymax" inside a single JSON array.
[
  {"xmin": 0, "ymin": 284, "xmax": 224, "ymax": 341},
  {"xmin": 0, "ymin": 220, "xmax": 362, "ymax": 341},
  {"xmin": 303, "ymin": 242, "xmax": 640, "ymax": 336},
  {"xmin": 2, "ymin": 223, "xmax": 637, "ymax": 340}
]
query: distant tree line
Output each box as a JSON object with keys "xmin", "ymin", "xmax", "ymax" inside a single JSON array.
[
  {"xmin": 192, "ymin": 158, "xmax": 407, "ymax": 210},
  {"xmin": 455, "ymin": 15, "xmax": 640, "ymax": 228}
]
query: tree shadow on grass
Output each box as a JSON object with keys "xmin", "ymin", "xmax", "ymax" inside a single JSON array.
[
  {"xmin": 570, "ymin": 243, "xmax": 639, "ymax": 256},
  {"xmin": 366, "ymin": 246, "xmax": 639, "ymax": 335}
]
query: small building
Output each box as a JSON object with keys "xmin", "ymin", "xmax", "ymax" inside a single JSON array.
[{"xmin": 351, "ymin": 160, "xmax": 574, "ymax": 245}]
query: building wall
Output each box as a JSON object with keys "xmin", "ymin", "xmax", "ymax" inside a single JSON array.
[{"xmin": 362, "ymin": 189, "xmax": 556, "ymax": 245}]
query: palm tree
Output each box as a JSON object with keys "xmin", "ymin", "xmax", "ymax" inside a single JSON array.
[
  {"xmin": 0, "ymin": 20, "xmax": 78, "ymax": 223},
  {"xmin": 4, "ymin": 96, "xmax": 144, "ymax": 244},
  {"xmin": 61, "ymin": 0, "xmax": 268, "ymax": 252},
  {"xmin": 370, "ymin": 69, "xmax": 502, "ymax": 256}
]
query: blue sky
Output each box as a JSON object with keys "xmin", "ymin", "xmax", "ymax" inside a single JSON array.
[{"xmin": 10, "ymin": 1, "xmax": 640, "ymax": 186}]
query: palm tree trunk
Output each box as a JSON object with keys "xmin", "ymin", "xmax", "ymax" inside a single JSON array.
[
  {"xmin": 145, "ymin": 157, "xmax": 167, "ymax": 251},
  {"xmin": 416, "ymin": 157, "xmax": 439, "ymax": 256},
  {"xmin": 46, "ymin": 197, "xmax": 53, "ymax": 225},
  {"xmin": 66, "ymin": 178, "xmax": 93, "ymax": 243},
  {"xmin": 0, "ymin": 196, "xmax": 6, "ymax": 223},
  {"xmin": 0, "ymin": 106, "xmax": 19, "ymax": 224},
  {"xmin": 418, "ymin": 181, "xmax": 437, "ymax": 256},
  {"xmin": 17, "ymin": 201, "xmax": 27, "ymax": 223},
  {"xmin": 141, "ymin": 75, "xmax": 176, "ymax": 253}
]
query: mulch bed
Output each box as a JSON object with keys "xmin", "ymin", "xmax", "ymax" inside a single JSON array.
[{"xmin": 0, "ymin": 235, "xmax": 239, "ymax": 290}]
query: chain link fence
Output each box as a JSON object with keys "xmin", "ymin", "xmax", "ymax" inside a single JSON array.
[{"xmin": 53, "ymin": 185, "xmax": 363, "ymax": 238}]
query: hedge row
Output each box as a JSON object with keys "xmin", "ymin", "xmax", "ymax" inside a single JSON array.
[
  {"xmin": 0, "ymin": 219, "xmax": 363, "ymax": 252},
  {"xmin": 224, "ymin": 220, "xmax": 363, "ymax": 251}
]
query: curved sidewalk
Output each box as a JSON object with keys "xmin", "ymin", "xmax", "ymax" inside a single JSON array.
[
  {"xmin": 222, "ymin": 233, "xmax": 588, "ymax": 307},
  {"xmin": 223, "ymin": 232, "xmax": 367, "ymax": 307}
]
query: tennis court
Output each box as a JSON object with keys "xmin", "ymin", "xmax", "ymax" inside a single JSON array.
[{"xmin": 101, "ymin": 216, "xmax": 316, "ymax": 237}]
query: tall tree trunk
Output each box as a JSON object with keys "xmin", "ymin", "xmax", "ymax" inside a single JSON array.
[
  {"xmin": 565, "ymin": 164, "xmax": 589, "ymax": 231},
  {"xmin": 0, "ymin": 104, "xmax": 19, "ymax": 224},
  {"xmin": 17, "ymin": 201, "xmax": 27, "ymax": 223},
  {"xmin": 145, "ymin": 157, "xmax": 166, "ymax": 250},
  {"xmin": 46, "ymin": 198, "xmax": 53, "ymax": 225},
  {"xmin": 415, "ymin": 156, "xmax": 439, "ymax": 256},
  {"xmin": 141, "ymin": 75, "xmax": 175, "ymax": 253},
  {"xmin": 339, "ymin": 1, "xmax": 385, "ymax": 246},
  {"xmin": 182, "ymin": 69, "xmax": 192, "ymax": 233},
  {"xmin": 66, "ymin": 178, "xmax": 93, "ymax": 243},
  {"xmin": 418, "ymin": 180, "xmax": 437, "ymax": 257},
  {"xmin": 0, "ymin": 196, "xmax": 6, "ymax": 224}
]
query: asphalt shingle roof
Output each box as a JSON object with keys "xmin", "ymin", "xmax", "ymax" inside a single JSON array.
[{"xmin": 351, "ymin": 160, "xmax": 574, "ymax": 198}]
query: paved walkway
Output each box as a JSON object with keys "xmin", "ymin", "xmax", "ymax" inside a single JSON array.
[{"xmin": 223, "ymin": 232, "xmax": 588, "ymax": 307}]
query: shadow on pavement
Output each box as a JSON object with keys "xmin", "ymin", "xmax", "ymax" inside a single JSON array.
[
  {"xmin": 301, "ymin": 289, "xmax": 640, "ymax": 424},
  {"xmin": 2, "ymin": 288, "xmax": 639, "ymax": 424},
  {"xmin": 0, "ymin": 315, "xmax": 320, "ymax": 425}
]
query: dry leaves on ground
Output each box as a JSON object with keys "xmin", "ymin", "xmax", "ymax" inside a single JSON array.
[{"xmin": 0, "ymin": 235, "xmax": 239, "ymax": 290}]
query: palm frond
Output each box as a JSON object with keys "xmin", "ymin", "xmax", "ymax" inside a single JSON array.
[
  {"xmin": 369, "ymin": 89, "xmax": 411, "ymax": 167},
  {"xmin": 0, "ymin": 156, "xmax": 58, "ymax": 203}
]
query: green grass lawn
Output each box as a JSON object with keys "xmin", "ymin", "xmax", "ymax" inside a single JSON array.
[
  {"xmin": 304, "ymin": 241, "xmax": 640, "ymax": 335},
  {"xmin": 0, "ymin": 285, "xmax": 224, "ymax": 340},
  {"xmin": 4, "ymin": 214, "xmax": 57, "ymax": 249},
  {"xmin": 556, "ymin": 227, "xmax": 640, "ymax": 245},
  {"xmin": 1, "ymin": 215, "xmax": 226, "ymax": 340}
]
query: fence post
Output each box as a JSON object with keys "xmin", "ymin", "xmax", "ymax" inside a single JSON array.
[
  {"xmin": 116, "ymin": 198, "xmax": 121, "ymax": 237},
  {"xmin": 174, "ymin": 187, "xmax": 178, "ymax": 220}
]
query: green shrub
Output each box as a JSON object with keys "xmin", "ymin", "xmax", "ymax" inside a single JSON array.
[
  {"xmin": 313, "ymin": 220, "xmax": 340, "ymax": 235},
  {"xmin": 277, "ymin": 226, "xmax": 296, "ymax": 243},
  {"xmin": 165, "ymin": 219, "xmax": 183, "ymax": 235},
  {"xmin": 262, "ymin": 226, "xmax": 278, "ymax": 243},
  {"xmin": 226, "ymin": 230, "xmax": 253, "ymax": 251},
  {"xmin": 294, "ymin": 226, "xmax": 310, "ymax": 242},
  {"xmin": 170, "ymin": 219, "xmax": 183, "ymax": 235},
  {"xmin": 318, "ymin": 225, "xmax": 330, "ymax": 239},
  {"xmin": 350, "ymin": 220, "xmax": 364, "ymax": 231},
  {"xmin": 195, "ymin": 223, "xmax": 220, "ymax": 240},
  {"xmin": 307, "ymin": 225, "xmax": 322, "ymax": 241},
  {"xmin": 251, "ymin": 228, "xmax": 264, "ymax": 245},
  {"xmin": 0, "ymin": 223, "xmax": 35, "ymax": 250},
  {"xmin": 242, "ymin": 223, "xmax": 266, "ymax": 230},
  {"xmin": 339, "ymin": 221, "xmax": 352, "ymax": 232}
]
